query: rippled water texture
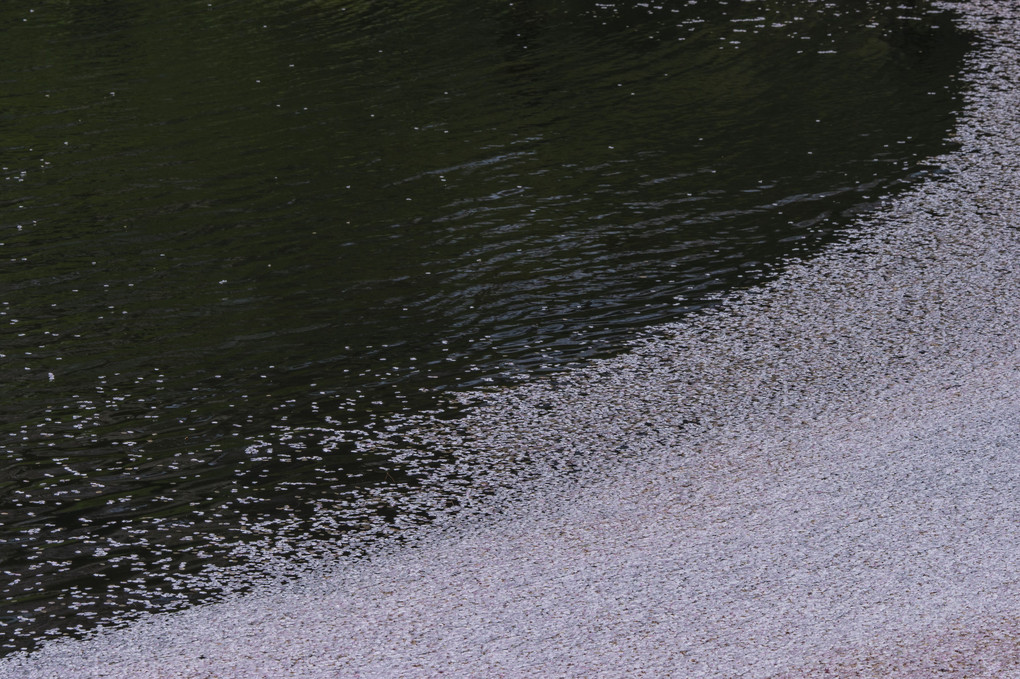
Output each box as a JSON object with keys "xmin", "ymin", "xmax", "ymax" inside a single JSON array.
[{"xmin": 1, "ymin": 0, "xmax": 969, "ymax": 652}]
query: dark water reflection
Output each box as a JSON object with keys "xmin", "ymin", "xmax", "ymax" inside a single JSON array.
[{"xmin": 1, "ymin": 0, "xmax": 969, "ymax": 651}]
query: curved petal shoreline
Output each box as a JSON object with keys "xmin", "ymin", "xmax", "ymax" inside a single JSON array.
[{"xmin": 3, "ymin": 0, "xmax": 1020, "ymax": 677}]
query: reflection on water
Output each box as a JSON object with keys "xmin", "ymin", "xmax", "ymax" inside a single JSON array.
[{"xmin": 1, "ymin": 0, "xmax": 969, "ymax": 652}]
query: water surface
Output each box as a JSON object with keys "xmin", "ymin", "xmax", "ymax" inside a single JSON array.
[{"xmin": 0, "ymin": 0, "xmax": 970, "ymax": 652}]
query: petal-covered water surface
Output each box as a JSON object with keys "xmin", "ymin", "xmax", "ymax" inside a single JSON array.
[{"xmin": 0, "ymin": 0, "xmax": 970, "ymax": 652}]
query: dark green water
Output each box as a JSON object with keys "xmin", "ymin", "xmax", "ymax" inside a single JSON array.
[{"xmin": 1, "ymin": 0, "xmax": 970, "ymax": 652}]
